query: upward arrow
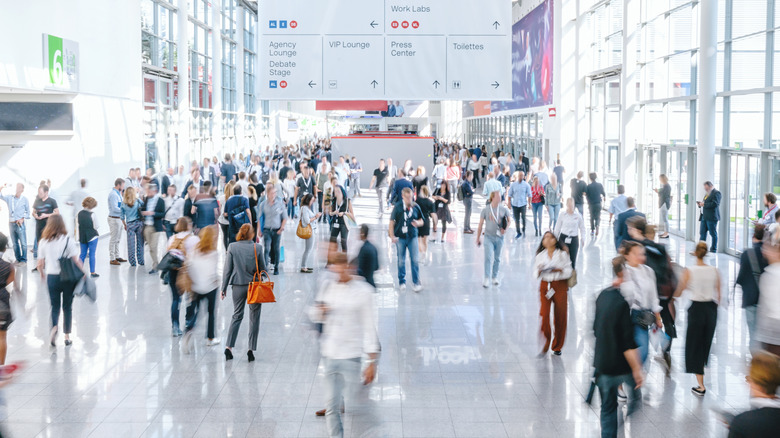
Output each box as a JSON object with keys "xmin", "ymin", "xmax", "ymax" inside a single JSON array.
[
  {"xmin": 433, "ymin": 80, "xmax": 440, "ymax": 89},
  {"xmin": 493, "ymin": 21, "xmax": 500, "ymax": 29},
  {"xmin": 371, "ymin": 80, "xmax": 379, "ymax": 88}
]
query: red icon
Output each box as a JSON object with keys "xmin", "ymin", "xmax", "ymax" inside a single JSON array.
[
  {"xmin": 280, "ymin": 81, "xmax": 288, "ymax": 88},
  {"xmin": 290, "ymin": 21, "xmax": 297, "ymax": 28},
  {"xmin": 412, "ymin": 21, "xmax": 419, "ymax": 29},
  {"xmin": 391, "ymin": 21, "xmax": 399, "ymax": 29},
  {"xmin": 401, "ymin": 21, "xmax": 409, "ymax": 28}
]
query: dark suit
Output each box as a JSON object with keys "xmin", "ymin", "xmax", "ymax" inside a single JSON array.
[
  {"xmin": 200, "ymin": 165, "xmax": 219, "ymax": 187},
  {"xmin": 699, "ymin": 188, "xmax": 721, "ymax": 251},
  {"xmin": 160, "ymin": 174, "xmax": 172, "ymax": 195},
  {"xmin": 614, "ymin": 208, "xmax": 645, "ymax": 250},
  {"xmin": 354, "ymin": 240, "xmax": 379, "ymax": 288}
]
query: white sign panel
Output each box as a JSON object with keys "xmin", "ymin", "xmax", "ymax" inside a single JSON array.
[{"xmin": 258, "ymin": 0, "xmax": 512, "ymax": 100}]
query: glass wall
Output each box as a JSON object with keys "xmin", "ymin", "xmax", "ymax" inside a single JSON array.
[
  {"xmin": 464, "ymin": 113, "xmax": 544, "ymax": 160},
  {"xmin": 222, "ymin": 0, "xmax": 238, "ymax": 149},
  {"xmin": 243, "ymin": 8, "xmax": 257, "ymax": 143},
  {"xmin": 141, "ymin": 0, "xmax": 177, "ymax": 71}
]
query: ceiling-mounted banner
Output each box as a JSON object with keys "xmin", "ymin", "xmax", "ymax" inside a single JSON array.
[{"xmin": 43, "ymin": 34, "xmax": 79, "ymax": 91}]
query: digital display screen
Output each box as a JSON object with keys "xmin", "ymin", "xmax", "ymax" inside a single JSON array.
[{"xmin": 0, "ymin": 102, "xmax": 74, "ymax": 131}]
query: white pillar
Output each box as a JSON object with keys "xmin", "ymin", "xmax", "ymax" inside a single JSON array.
[
  {"xmin": 696, "ymin": 0, "xmax": 717, "ymax": 195},
  {"xmin": 620, "ymin": 0, "xmax": 640, "ymax": 197},
  {"xmin": 212, "ymin": 0, "xmax": 223, "ymax": 156},
  {"xmin": 236, "ymin": 6, "xmax": 246, "ymax": 146},
  {"xmin": 177, "ymin": 0, "xmax": 190, "ymax": 168}
]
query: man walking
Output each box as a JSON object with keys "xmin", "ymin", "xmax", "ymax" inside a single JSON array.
[
  {"xmin": 348, "ymin": 156, "xmax": 362, "ymax": 198},
  {"xmin": 570, "ymin": 171, "xmax": 587, "ymax": 216},
  {"xmin": 462, "ymin": 171, "xmax": 475, "ymax": 234},
  {"xmin": 308, "ymin": 251, "xmax": 379, "ymax": 438},
  {"xmin": 697, "ymin": 181, "xmax": 721, "ymax": 252},
  {"xmin": 258, "ymin": 184, "xmax": 287, "ymax": 275},
  {"xmin": 108, "ymin": 178, "xmax": 126, "ymax": 265},
  {"xmin": 614, "ymin": 197, "xmax": 643, "ymax": 250},
  {"xmin": 369, "ymin": 159, "xmax": 389, "ymax": 217},
  {"xmin": 354, "ymin": 224, "xmax": 379, "ymax": 288},
  {"xmin": 31, "ymin": 185, "xmax": 59, "ymax": 272},
  {"xmin": 141, "ymin": 184, "xmax": 165, "ymax": 274},
  {"xmin": 0, "ymin": 183, "xmax": 30, "ymax": 264},
  {"xmin": 507, "ymin": 171, "xmax": 532, "ymax": 238},
  {"xmin": 586, "ymin": 173, "xmax": 606, "ymax": 235},
  {"xmin": 388, "ymin": 188, "xmax": 424, "ymax": 292},
  {"xmin": 594, "ymin": 257, "xmax": 645, "ymax": 438}
]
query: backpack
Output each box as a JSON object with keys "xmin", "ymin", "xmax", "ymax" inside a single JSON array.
[
  {"xmin": 159, "ymin": 235, "xmax": 190, "ymax": 273},
  {"xmin": 229, "ymin": 203, "xmax": 250, "ymax": 229},
  {"xmin": 457, "ymin": 182, "xmax": 464, "ymax": 201}
]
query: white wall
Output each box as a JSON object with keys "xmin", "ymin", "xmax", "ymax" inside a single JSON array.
[{"xmin": 0, "ymin": 0, "xmax": 143, "ymax": 236}]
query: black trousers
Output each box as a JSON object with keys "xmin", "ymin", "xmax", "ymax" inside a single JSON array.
[
  {"xmin": 463, "ymin": 197, "xmax": 473, "ymax": 230},
  {"xmin": 659, "ymin": 298, "xmax": 677, "ymax": 351},
  {"xmin": 685, "ymin": 301, "xmax": 717, "ymax": 375},
  {"xmin": 330, "ymin": 222, "xmax": 348, "ymax": 252},
  {"xmin": 512, "ymin": 206, "xmax": 527, "ymax": 234},
  {"xmin": 560, "ymin": 234, "xmax": 579, "ymax": 266},
  {"xmin": 588, "ymin": 203, "xmax": 602, "ymax": 231}
]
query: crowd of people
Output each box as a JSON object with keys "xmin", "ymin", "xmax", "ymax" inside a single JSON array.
[{"xmin": 0, "ymin": 138, "xmax": 779, "ymax": 438}]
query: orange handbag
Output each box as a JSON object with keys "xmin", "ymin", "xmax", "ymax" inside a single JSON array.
[{"xmin": 247, "ymin": 244, "xmax": 275, "ymax": 304}]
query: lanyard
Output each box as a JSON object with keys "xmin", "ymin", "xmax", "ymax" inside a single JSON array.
[
  {"xmin": 489, "ymin": 205, "xmax": 499, "ymax": 223},
  {"xmin": 764, "ymin": 204, "xmax": 777, "ymax": 221},
  {"xmin": 404, "ymin": 206, "xmax": 413, "ymax": 224}
]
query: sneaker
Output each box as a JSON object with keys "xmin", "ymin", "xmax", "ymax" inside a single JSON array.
[
  {"xmin": 691, "ymin": 386, "xmax": 706, "ymax": 397},
  {"xmin": 515, "ymin": 233, "xmax": 521, "ymax": 239},
  {"xmin": 492, "ymin": 278, "xmax": 500, "ymax": 286},
  {"xmin": 182, "ymin": 331, "xmax": 193, "ymax": 354},
  {"xmin": 206, "ymin": 338, "xmax": 221, "ymax": 346},
  {"xmin": 482, "ymin": 279, "xmax": 490, "ymax": 288},
  {"xmin": 399, "ymin": 283, "xmax": 407, "ymax": 291},
  {"xmin": 172, "ymin": 327, "xmax": 183, "ymax": 337},
  {"xmin": 90, "ymin": 273, "xmax": 100, "ymax": 278},
  {"xmin": 148, "ymin": 269, "xmax": 157, "ymax": 275},
  {"xmin": 412, "ymin": 284, "xmax": 423, "ymax": 293}
]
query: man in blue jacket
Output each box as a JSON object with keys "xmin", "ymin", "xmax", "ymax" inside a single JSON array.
[
  {"xmin": 697, "ymin": 181, "xmax": 721, "ymax": 252},
  {"xmin": 614, "ymin": 197, "xmax": 644, "ymax": 250}
]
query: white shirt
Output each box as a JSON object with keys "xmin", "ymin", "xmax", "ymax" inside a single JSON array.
[
  {"xmin": 685, "ymin": 265, "xmax": 719, "ymax": 302},
  {"xmin": 164, "ymin": 196, "xmax": 184, "ymax": 223},
  {"xmin": 187, "ymin": 249, "xmax": 219, "ymax": 294},
  {"xmin": 533, "ymin": 249, "xmax": 573, "ymax": 282},
  {"xmin": 759, "ymin": 264, "xmax": 780, "ymax": 321},
  {"xmin": 621, "ymin": 264, "xmax": 662, "ymax": 312},
  {"xmin": 308, "ymin": 277, "xmax": 380, "ymax": 360},
  {"xmin": 554, "ymin": 210, "xmax": 586, "ymax": 238},
  {"xmin": 39, "ymin": 236, "xmax": 80, "ymax": 275}
]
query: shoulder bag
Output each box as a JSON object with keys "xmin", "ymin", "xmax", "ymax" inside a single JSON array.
[
  {"xmin": 296, "ymin": 211, "xmax": 313, "ymax": 239},
  {"xmin": 58, "ymin": 238, "xmax": 84, "ymax": 284},
  {"xmin": 628, "ymin": 271, "xmax": 656, "ymax": 329},
  {"xmin": 247, "ymin": 244, "xmax": 276, "ymax": 304}
]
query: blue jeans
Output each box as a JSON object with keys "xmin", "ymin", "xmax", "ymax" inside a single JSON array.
[
  {"xmin": 634, "ymin": 323, "xmax": 649, "ymax": 365},
  {"xmin": 483, "ymin": 234, "xmax": 503, "ymax": 280},
  {"xmin": 699, "ymin": 220, "xmax": 718, "ymax": 251},
  {"xmin": 396, "ymin": 236, "xmax": 420, "ymax": 286},
  {"xmin": 79, "ymin": 239, "xmax": 98, "ymax": 273},
  {"xmin": 47, "ymin": 274, "xmax": 75, "ymax": 334},
  {"xmin": 596, "ymin": 373, "xmax": 641, "ymax": 438},
  {"xmin": 532, "ymin": 203, "xmax": 544, "ymax": 231},
  {"xmin": 745, "ymin": 305, "xmax": 758, "ymax": 353},
  {"xmin": 168, "ymin": 269, "xmax": 182, "ymax": 329},
  {"xmin": 547, "ymin": 204, "xmax": 561, "ymax": 229},
  {"xmin": 10, "ymin": 222, "xmax": 27, "ymax": 262},
  {"xmin": 324, "ymin": 357, "xmax": 362, "ymax": 438}
]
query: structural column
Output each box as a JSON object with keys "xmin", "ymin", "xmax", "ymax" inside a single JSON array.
[
  {"xmin": 696, "ymin": 1, "xmax": 717, "ymax": 199},
  {"xmin": 620, "ymin": 0, "xmax": 640, "ymax": 197},
  {"xmin": 212, "ymin": 0, "xmax": 223, "ymax": 156},
  {"xmin": 177, "ymin": 0, "xmax": 190, "ymax": 167},
  {"xmin": 236, "ymin": 7, "xmax": 246, "ymax": 145}
]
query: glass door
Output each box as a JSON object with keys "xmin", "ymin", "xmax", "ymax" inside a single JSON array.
[
  {"xmin": 726, "ymin": 153, "xmax": 761, "ymax": 255},
  {"xmin": 588, "ymin": 75, "xmax": 621, "ymax": 196},
  {"xmin": 641, "ymin": 147, "xmax": 660, "ymax": 225}
]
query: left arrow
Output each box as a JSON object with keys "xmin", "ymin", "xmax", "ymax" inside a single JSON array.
[
  {"xmin": 492, "ymin": 81, "xmax": 500, "ymax": 89},
  {"xmin": 371, "ymin": 80, "xmax": 379, "ymax": 88},
  {"xmin": 308, "ymin": 81, "xmax": 317, "ymax": 88},
  {"xmin": 370, "ymin": 21, "xmax": 378, "ymax": 28}
]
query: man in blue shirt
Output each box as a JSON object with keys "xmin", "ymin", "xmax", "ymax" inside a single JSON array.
[
  {"xmin": 482, "ymin": 170, "xmax": 505, "ymax": 202},
  {"xmin": 108, "ymin": 178, "xmax": 126, "ymax": 265},
  {"xmin": 614, "ymin": 198, "xmax": 644, "ymax": 251},
  {"xmin": 0, "ymin": 183, "xmax": 30, "ymax": 264},
  {"xmin": 507, "ymin": 171, "xmax": 532, "ymax": 238},
  {"xmin": 608, "ymin": 185, "xmax": 629, "ymax": 248},
  {"xmin": 462, "ymin": 171, "xmax": 475, "ymax": 234},
  {"xmin": 389, "ymin": 169, "xmax": 413, "ymax": 206},
  {"xmin": 388, "ymin": 188, "xmax": 424, "ymax": 292}
]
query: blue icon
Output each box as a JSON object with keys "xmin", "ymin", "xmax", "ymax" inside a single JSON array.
[
  {"xmin": 269, "ymin": 81, "xmax": 278, "ymax": 88},
  {"xmin": 279, "ymin": 20, "xmax": 287, "ymax": 28},
  {"xmin": 269, "ymin": 20, "xmax": 277, "ymax": 28}
]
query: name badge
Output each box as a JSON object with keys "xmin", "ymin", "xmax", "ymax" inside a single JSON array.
[
  {"xmin": 402, "ymin": 226, "xmax": 408, "ymax": 234},
  {"xmin": 565, "ymin": 237, "xmax": 572, "ymax": 244},
  {"xmin": 334, "ymin": 222, "xmax": 340, "ymax": 229}
]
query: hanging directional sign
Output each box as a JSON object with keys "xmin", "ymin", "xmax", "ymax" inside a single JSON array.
[{"xmin": 258, "ymin": 0, "xmax": 512, "ymax": 100}]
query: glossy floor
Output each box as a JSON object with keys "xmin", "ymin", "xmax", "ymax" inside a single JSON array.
[{"xmin": 1, "ymin": 192, "xmax": 752, "ymax": 437}]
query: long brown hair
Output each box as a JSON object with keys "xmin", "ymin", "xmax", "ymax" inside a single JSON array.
[
  {"xmin": 42, "ymin": 214, "xmax": 68, "ymax": 241},
  {"xmin": 196, "ymin": 225, "xmax": 218, "ymax": 253},
  {"xmin": 123, "ymin": 187, "xmax": 136, "ymax": 207}
]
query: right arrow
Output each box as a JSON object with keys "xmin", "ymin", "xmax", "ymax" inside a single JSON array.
[
  {"xmin": 433, "ymin": 80, "xmax": 440, "ymax": 89},
  {"xmin": 493, "ymin": 21, "xmax": 500, "ymax": 29},
  {"xmin": 371, "ymin": 80, "xmax": 379, "ymax": 88},
  {"xmin": 370, "ymin": 20, "xmax": 378, "ymax": 28},
  {"xmin": 492, "ymin": 81, "xmax": 500, "ymax": 89},
  {"xmin": 308, "ymin": 80, "xmax": 317, "ymax": 88}
]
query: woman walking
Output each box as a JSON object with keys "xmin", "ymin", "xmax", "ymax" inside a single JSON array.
[
  {"xmin": 0, "ymin": 233, "xmax": 14, "ymax": 363},
  {"xmin": 416, "ymin": 186, "xmax": 437, "ymax": 262},
  {"xmin": 545, "ymin": 174, "xmax": 562, "ymax": 229},
  {"xmin": 182, "ymin": 225, "xmax": 220, "ymax": 353},
  {"xmin": 218, "ymin": 180, "xmax": 235, "ymax": 251},
  {"xmin": 299, "ymin": 194, "xmax": 321, "ymax": 273},
  {"xmin": 445, "ymin": 157, "xmax": 461, "ymax": 196},
  {"xmin": 77, "ymin": 197, "xmax": 100, "ymax": 278},
  {"xmin": 121, "ymin": 187, "xmax": 144, "ymax": 267},
  {"xmin": 432, "ymin": 181, "xmax": 452, "ymax": 242},
  {"xmin": 477, "ymin": 191, "xmax": 511, "ymax": 288},
  {"xmin": 166, "ymin": 217, "xmax": 199, "ymax": 337},
  {"xmin": 534, "ymin": 232, "xmax": 573, "ymax": 355},
  {"xmin": 554, "ymin": 198, "xmax": 586, "ymax": 267},
  {"xmin": 673, "ymin": 242, "xmax": 721, "ymax": 396},
  {"xmin": 412, "ymin": 166, "xmax": 428, "ymax": 199},
  {"xmin": 620, "ymin": 241, "xmax": 663, "ymax": 365},
  {"xmin": 37, "ymin": 215, "xmax": 82, "ymax": 347},
  {"xmin": 531, "ymin": 177, "xmax": 545, "ymax": 236},
  {"xmin": 655, "ymin": 174, "xmax": 672, "ymax": 238},
  {"xmin": 329, "ymin": 181, "xmax": 355, "ymax": 253},
  {"xmin": 222, "ymin": 223, "xmax": 265, "ymax": 362}
]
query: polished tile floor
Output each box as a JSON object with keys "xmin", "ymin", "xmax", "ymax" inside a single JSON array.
[{"xmin": 1, "ymin": 191, "xmax": 752, "ymax": 437}]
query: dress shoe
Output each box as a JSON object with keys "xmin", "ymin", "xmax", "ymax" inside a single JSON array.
[
  {"xmin": 247, "ymin": 350, "xmax": 255, "ymax": 362},
  {"xmin": 110, "ymin": 260, "xmax": 120, "ymax": 266},
  {"xmin": 224, "ymin": 348, "xmax": 233, "ymax": 360},
  {"xmin": 116, "ymin": 258, "xmax": 128, "ymax": 262}
]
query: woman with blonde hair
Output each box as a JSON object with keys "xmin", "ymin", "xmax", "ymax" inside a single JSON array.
[
  {"xmin": 37, "ymin": 214, "xmax": 82, "ymax": 347},
  {"xmin": 182, "ymin": 225, "xmax": 220, "ymax": 353},
  {"xmin": 121, "ymin": 186, "xmax": 144, "ymax": 266}
]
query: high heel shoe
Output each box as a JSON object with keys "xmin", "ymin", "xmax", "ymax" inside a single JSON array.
[
  {"xmin": 247, "ymin": 350, "xmax": 255, "ymax": 362},
  {"xmin": 224, "ymin": 348, "xmax": 233, "ymax": 361}
]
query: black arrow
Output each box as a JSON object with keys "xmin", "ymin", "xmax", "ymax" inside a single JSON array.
[
  {"xmin": 492, "ymin": 81, "xmax": 500, "ymax": 89},
  {"xmin": 371, "ymin": 80, "xmax": 379, "ymax": 88},
  {"xmin": 308, "ymin": 80, "xmax": 316, "ymax": 88},
  {"xmin": 433, "ymin": 80, "xmax": 440, "ymax": 89},
  {"xmin": 370, "ymin": 20, "xmax": 378, "ymax": 28},
  {"xmin": 493, "ymin": 21, "xmax": 500, "ymax": 29}
]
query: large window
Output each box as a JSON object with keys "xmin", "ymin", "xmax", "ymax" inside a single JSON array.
[
  {"xmin": 189, "ymin": 0, "xmax": 213, "ymax": 144},
  {"xmin": 222, "ymin": 0, "xmax": 238, "ymax": 140},
  {"xmin": 141, "ymin": 0, "xmax": 177, "ymax": 71},
  {"xmin": 244, "ymin": 8, "xmax": 257, "ymax": 138}
]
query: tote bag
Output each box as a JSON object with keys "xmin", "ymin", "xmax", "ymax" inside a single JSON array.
[{"xmin": 247, "ymin": 244, "xmax": 276, "ymax": 304}]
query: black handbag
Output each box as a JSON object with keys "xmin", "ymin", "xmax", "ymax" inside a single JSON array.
[
  {"xmin": 58, "ymin": 238, "xmax": 84, "ymax": 284},
  {"xmin": 631, "ymin": 309, "xmax": 656, "ymax": 330},
  {"xmin": 158, "ymin": 252, "xmax": 183, "ymax": 272}
]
